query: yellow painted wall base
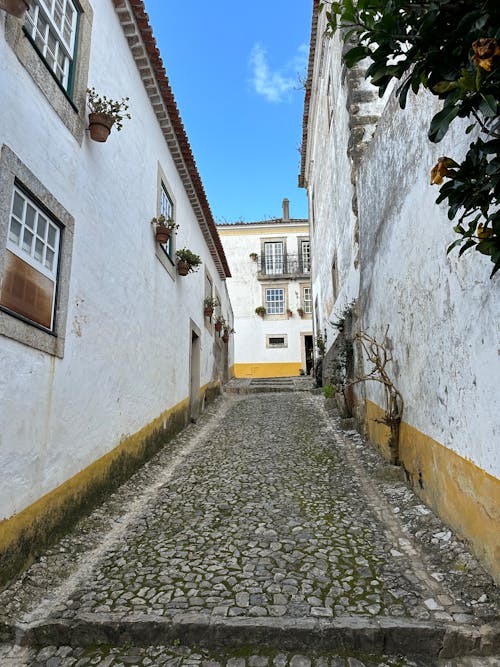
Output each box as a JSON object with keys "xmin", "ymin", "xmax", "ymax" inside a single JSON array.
[
  {"xmin": 366, "ymin": 400, "xmax": 500, "ymax": 583},
  {"xmin": 234, "ymin": 362, "xmax": 302, "ymax": 378},
  {"xmin": 0, "ymin": 381, "xmax": 220, "ymax": 588}
]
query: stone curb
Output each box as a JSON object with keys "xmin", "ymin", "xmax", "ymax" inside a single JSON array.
[{"xmin": 13, "ymin": 613, "xmax": 500, "ymax": 659}]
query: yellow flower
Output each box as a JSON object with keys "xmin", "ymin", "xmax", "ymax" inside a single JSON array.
[
  {"xmin": 430, "ymin": 157, "xmax": 455, "ymax": 185},
  {"xmin": 472, "ymin": 38, "xmax": 500, "ymax": 71},
  {"xmin": 477, "ymin": 224, "xmax": 493, "ymax": 239}
]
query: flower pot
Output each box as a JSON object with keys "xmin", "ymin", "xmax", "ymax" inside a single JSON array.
[
  {"xmin": 222, "ymin": 332, "xmax": 229, "ymax": 343},
  {"xmin": 287, "ymin": 310, "xmax": 293, "ymax": 318},
  {"xmin": 204, "ymin": 307, "xmax": 214, "ymax": 318},
  {"xmin": 155, "ymin": 225, "xmax": 171, "ymax": 244},
  {"xmin": 88, "ymin": 112, "xmax": 115, "ymax": 142},
  {"xmin": 0, "ymin": 0, "xmax": 29, "ymax": 18},
  {"xmin": 214, "ymin": 321, "xmax": 223, "ymax": 332},
  {"xmin": 177, "ymin": 260, "xmax": 190, "ymax": 276}
]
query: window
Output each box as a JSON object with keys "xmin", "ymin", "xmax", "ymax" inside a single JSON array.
[
  {"xmin": 265, "ymin": 288, "xmax": 285, "ymax": 315},
  {"xmin": 0, "ymin": 145, "xmax": 74, "ymax": 357},
  {"xmin": 266, "ymin": 335, "xmax": 288, "ymax": 349},
  {"xmin": 332, "ymin": 254, "xmax": 339, "ymax": 303},
  {"xmin": 300, "ymin": 240, "xmax": 311, "ymax": 273},
  {"xmin": 4, "ymin": 0, "xmax": 92, "ymax": 142},
  {"xmin": 159, "ymin": 183, "xmax": 174, "ymax": 260},
  {"xmin": 264, "ymin": 242, "xmax": 284, "ymax": 275},
  {"xmin": 2, "ymin": 186, "xmax": 61, "ymax": 330},
  {"xmin": 24, "ymin": 0, "xmax": 79, "ymax": 94},
  {"xmin": 303, "ymin": 286, "xmax": 312, "ymax": 314}
]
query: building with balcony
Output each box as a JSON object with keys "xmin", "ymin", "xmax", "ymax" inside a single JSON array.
[{"xmin": 218, "ymin": 200, "xmax": 313, "ymax": 378}]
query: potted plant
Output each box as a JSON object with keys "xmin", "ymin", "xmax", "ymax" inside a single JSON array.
[
  {"xmin": 249, "ymin": 252, "xmax": 258, "ymax": 261},
  {"xmin": 255, "ymin": 306, "xmax": 266, "ymax": 318},
  {"xmin": 86, "ymin": 87, "xmax": 131, "ymax": 143},
  {"xmin": 297, "ymin": 307, "xmax": 304, "ymax": 318},
  {"xmin": 222, "ymin": 326, "xmax": 235, "ymax": 343},
  {"xmin": 0, "ymin": 0, "xmax": 29, "ymax": 17},
  {"xmin": 151, "ymin": 214, "xmax": 179, "ymax": 244},
  {"xmin": 215, "ymin": 315, "xmax": 226, "ymax": 332},
  {"xmin": 203, "ymin": 296, "xmax": 219, "ymax": 318},
  {"xmin": 287, "ymin": 308, "xmax": 293, "ymax": 318},
  {"xmin": 176, "ymin": 248, "xmax": 201, "ymax": 275}
]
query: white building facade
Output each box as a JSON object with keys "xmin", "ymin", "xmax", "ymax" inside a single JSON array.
[
  {"xmin": 300, "ymin": 1, "xmax": 500, "ymax": 581},
  {"xmin": 218, "ymin": 202, "xmax": 313, "ymax": 378},
  {"xmin": 0, "ymin": 0, "xmax": 233, "ymax": 584}
]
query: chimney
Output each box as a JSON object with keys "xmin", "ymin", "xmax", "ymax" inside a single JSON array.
[{"xmin": 282, "ymin": 198, "xmax": 290, "ymax": 221}]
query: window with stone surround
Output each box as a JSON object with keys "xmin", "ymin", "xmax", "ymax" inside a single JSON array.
[{"xmin": 0, "ymin": 145, "xmax": 74, "ymax": 357}]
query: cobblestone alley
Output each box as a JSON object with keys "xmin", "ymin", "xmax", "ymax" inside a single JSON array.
[{"xmin": 0, "ymin": 389, "xmax": 499, "ymax": 667}]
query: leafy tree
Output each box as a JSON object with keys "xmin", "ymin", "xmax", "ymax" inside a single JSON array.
[{"xmin": 320, "ymin": 0, "xmax": 500, "ymax": 277}]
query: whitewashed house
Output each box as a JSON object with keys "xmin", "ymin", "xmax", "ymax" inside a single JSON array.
[
  {"xmin": 0, "ymin": 0, "xmax": 233, "ymax": 583},
  {"xmin": 300, "ymin": 1, "xmax": 500, "ymax": 581},
  {"xmin": 218, "ymin": 201, "xmax": 313, "ymax": 378}
]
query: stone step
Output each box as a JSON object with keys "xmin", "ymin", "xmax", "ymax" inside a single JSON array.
[
  {"xmin": 3, "ymin": 614, "xmax": 499, "ymax": 660},
  {"xmin": 2, "ymin": 641, "xmax": 500, "ymax": 667}
]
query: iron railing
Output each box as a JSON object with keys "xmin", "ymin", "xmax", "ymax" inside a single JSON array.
[{"xmin": 257, "ymin": 253, "xmax": 310, "ymax": 278}]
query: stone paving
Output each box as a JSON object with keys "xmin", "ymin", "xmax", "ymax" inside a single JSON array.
[{"xmin": 0, "ymin": 390, "xmax": 498, "ymax": 666}]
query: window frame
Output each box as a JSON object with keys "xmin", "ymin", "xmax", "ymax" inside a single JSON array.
[
  {"xmin": 3, "ymin": 0, "xmax": 93, "ymax": 143},
  {"xmin": 0, "ymin": 145, "xmax": 74, "ymax": 357},
  {"xmin": 266, "ymin": 334, "xmax": 288, "ymax": 349},
  {"xmin": 23, "ymin": 0, "xmax": 80, "ymax": 97},
  {"xmin": 4, "ymin": 183, "xmax": 63, "ymax": 332},
  {"xmin": 154, "ymin": 164, "xmax": 177, "ymax": 280},
  {"xmin": 263, "ymin": 285, "xmax": 287, "ymax": 319},
  {"xmin": 301, "ymin": 284, "xmax": 313, "ymax": 316}
]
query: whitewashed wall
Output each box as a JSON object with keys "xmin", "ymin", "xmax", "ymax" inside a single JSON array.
[
  {"xmin": 0, "ymin": 2, "xmax": 231, "ymax": 520},
  {"xmin": 219, "ymin": 224, "xmax": 312, "ymax": 371},
  {"xmin": 357, "ymin": 90, "xmax": 500, "ymax": 477}
]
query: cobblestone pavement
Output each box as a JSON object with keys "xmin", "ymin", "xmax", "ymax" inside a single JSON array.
[{"xmin": 0, "ymin": 392, "xmax": 498, "ymax": 666}]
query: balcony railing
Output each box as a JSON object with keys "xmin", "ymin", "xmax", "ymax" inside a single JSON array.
[{"xmin": 257, "ymin": 253, "xmax": 310, "ymax": 279}]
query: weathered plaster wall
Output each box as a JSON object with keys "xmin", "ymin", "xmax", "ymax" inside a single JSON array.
[
  {"xmin": 218, "ymin": 223, "xmax": 312, "ymax": 377},
  {"xmin": 0, "ymin": 0, "xmax": 231, "ymax": 546},
  {"xmin": 302, "ymin": 6, "xmax": 499, "ymax": 579}
]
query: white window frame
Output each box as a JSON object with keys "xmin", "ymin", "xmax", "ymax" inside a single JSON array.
[
  {"xmin": 302, "ymin": 286, "xmax": 312, "ymax": 315},
  {"xmin": 264, "ymin": 241, "xmax": 284, "ymax": 275},
  {"xmin": 24, "ymin": 0, "xmax": 79, "ymax": 93},
  {"xmin": 6, "ymin": 185, "xmax": 61, "ymax": 330},
  {"xmin": 265, "ymin": 287, "xmax": 285, "ymax": 315},
  {"xmin": 300, "ymin": 239, "xmax": 311, "ymax": 273}
]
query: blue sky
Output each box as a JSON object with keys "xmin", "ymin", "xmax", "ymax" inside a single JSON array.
[{"xmin": 143, "ymin": 1, "xmax": 311, "ymax": 223}]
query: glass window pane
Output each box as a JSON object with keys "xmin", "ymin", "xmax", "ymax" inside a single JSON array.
[
  {"xmin": 37, "ymin": 216, "xmax": 47, "ymax": 239},
  {"xmin": 12, "ymin": 191, "xmax": 25, "ymax": 219},
  {"xmin": 47, "ymin": 225, "xmax": 56, "ymax": 247},
  {"xmin": 25, "ymin": 205, "xmax": 36, "ymax": 230},
  {"xmin": 9, "ymin": 218, "xmax": 22, "ymax": 245},
  {"xmin": 23, "ymin": 228, "xmax": 34, "ymax": 253},
  {"xmin": 45, "ymin": 247, "xmax": 55, "ymax": 271},
  {"xmin": 35, "ymin": 238, "xmax": 44, "ymax": 262}
]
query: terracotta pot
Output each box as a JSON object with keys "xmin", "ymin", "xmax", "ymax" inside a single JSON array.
[
  {"xmin": 214, "ymin": 321, "xmax": 223, "ymax": 332},
  {"xmin": 222, "ymin": 332, "xmax": 229, "ymax": 343},
  {"xmin": 0, "ymin": 0, "xmax": 29, "ymax": 18},
  {"xmin": 88, "ymin": 112, "xmax": 115, "ymax": 142},
  {"xmin": 287, "ymin": 310, "xmax": 293, "ymax": 318},
  {"xmin": 155, "ymin": 225, "xmax": 171, "ymax": 244},
  {"xmin": 204, "ymin": 306, "xmax": 214, "ymax": 318},
  {"xmin": 177, "ymin": 259, "xmax": 190, "ymax": 276}
]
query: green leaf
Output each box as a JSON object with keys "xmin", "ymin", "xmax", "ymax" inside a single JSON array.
[
  {"xmin": 343, "ymin": 45, "xmax": 369, "ymax": 68},
  {"xmin": 433, "ymin": 80, "xmax": 459, "ymax": 94},
  {"xmin": 428, "ymin": 104, "xmax": 459, "ymax": 143},
  {"xmin": 459, "ymin": 239, "xmax": 476, "ymax": 256}
]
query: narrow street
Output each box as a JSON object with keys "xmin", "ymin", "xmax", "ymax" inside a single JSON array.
[{"xmin": 0, "ymin": 388, "xmax": 498, "ymax": 667}]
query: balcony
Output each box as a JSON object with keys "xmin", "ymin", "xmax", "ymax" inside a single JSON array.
[{"xmin": 256, "ymin": 253, "xmax": 311, "ymax": 280}]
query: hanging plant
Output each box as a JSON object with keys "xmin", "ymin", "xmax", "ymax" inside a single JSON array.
[
  {"xmin": 86, "ymin": 87, "xmax": 131, "ymax": 143},
  {"xmin": 151, "ymin": 214, "xmax": 179, "ymax": 243}
]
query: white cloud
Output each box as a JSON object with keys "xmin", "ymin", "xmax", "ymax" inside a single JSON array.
[{"xmin": 249, "ymin": 43, "xmax": 307, "ymax": 103}]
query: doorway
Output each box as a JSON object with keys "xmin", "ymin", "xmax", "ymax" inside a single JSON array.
[
  {"xmin": 304, "ymin": 335, "xmax": 314, "ymax": 375},
  {"xmin": 189, "ymin": 325, "xmax": 201, "ymax": 422}
]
